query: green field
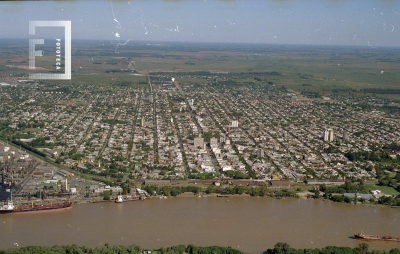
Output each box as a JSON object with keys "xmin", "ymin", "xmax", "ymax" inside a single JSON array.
[
  {"xmin": 19, "ymin": 128, "xmax": 41, "ymax": 133},
  {"xmin": 1, "ymin": 40, "xmax": 400, "ymax": 100},
  {"xmin": 366, "ymin": 184, "xmax": 399, "ymax": 195}
]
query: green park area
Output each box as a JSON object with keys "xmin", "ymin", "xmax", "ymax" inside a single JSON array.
[{"xmin": 365, "ymin": 184, "xmax": 399, "ymax": 196}]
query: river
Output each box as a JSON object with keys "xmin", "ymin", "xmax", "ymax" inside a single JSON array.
[{"xmin": 1, "ymin": 196, "xmax": 399, "ymax": 253}]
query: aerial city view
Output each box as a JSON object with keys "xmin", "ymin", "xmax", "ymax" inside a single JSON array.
[{"xmin": 0, "ymin": 0, "xmax": 400, "ymax": 253}]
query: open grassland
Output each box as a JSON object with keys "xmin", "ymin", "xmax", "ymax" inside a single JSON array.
[
  {"xmin": 1, "ymin": 40, "xmax": 400, "ymax": 99},
  {"xmin": 365, "ymin": 184, "xmax": 399, "ymax": 195}
]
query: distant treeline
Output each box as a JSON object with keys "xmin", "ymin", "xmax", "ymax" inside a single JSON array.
[
  {"xmin": 105, "ymin": 69, "xmax": 131, "ymax": 73},
  {"xmin": 0, "ymin": 244, "xmax": 243, "ymax": 254},
  {"xmin": 301, "ymin": 91, "xmax": 321, "ymax": 98},
  {"xmin": 363, "ymin": 88, "xmax": 400, "ymax": 94},
  {"xmin": 297, "ymin": 73, "xmax": 313, "ymax": 79},
  {"xmin": 267, "ymin": 242, "xmax": 399, "ymax": 254},
  {"xmin": 150, "ymin": 71, "xmax": 212, "ymax": 76},
  {"xmin": 113, "ymin": 81, "xmax": 147, "ymax": 87},
  {"xmin": 332, "ymin": 88, "xmax": 358, "ymax": 93},
  {"xmin": 242, "ymin": 71, "xmax": 281, "ymax": 76}
]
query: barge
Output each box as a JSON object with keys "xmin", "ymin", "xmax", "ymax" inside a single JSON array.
[{"xmin": 354, "ymin": 233, "xmax": 400, "ymax": 242}]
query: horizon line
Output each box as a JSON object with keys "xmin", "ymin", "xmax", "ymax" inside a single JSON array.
[{"xmin": 1, "ymin": 38, "xmax": 399, "ymax": 49}]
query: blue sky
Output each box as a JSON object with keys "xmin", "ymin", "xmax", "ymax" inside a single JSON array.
[{"xmin": 1, "ymin": 0, "xmax": 400, "ymax": 47}]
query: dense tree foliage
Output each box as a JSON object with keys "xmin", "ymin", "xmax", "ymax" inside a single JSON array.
[
  {"xmin": 142, "ymin": 183, "xmax": 276, "ymax": 197},
  {"xmin": 383, "ymin": 143, "xmax": 400, "ymax": 151},
  {"xmin": 11, "ymin": 140, "xmax": 47, "ymax": 158},
  {"xmin": 223, "ymin": 170, "xmax": 250, "ymax": 179},
  {"xmin": 186, "ymin": 244, "xmax": 243, "ymax": 254},
  {"xmin": 0, "ymin": 244, "xmax": 244, "ymax": 254},
  {"xmin": 188, "ymin": 172, "xmax": 216, "ymax": 180},
  {"xmin": 267, "ymin": 242, "xmax": 400, "ymax": 254},
  {"xmin": 362, "ymin": 88, "xmax": 400, "ymax": 94},
  {"xmin": 378, "ymin": 196, "xmax": 400, "ymax": 206},
  {"xmin": 345, "ymin": 151, "xmax": 399, "ymax": 163},
  {"xmin": 319, "ymin": 182, "xmax": 368, "ymax": 194},
  {"xmin": 3, "ymin": 242, "xmax": 396, "ymax": 254}
]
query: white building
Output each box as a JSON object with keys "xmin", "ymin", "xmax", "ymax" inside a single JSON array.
[
  {"xmin": 323, "ymin": 129, "xmax": 334, "ymax": 142},
  {"xmin": 194, "ymin": 137, "xmax": 204, "ymax": 149}
]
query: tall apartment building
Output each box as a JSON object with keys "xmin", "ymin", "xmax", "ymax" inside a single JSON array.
[
  {"xmin": 257, "ymin": 148, "xmax": 264, "ymax": 158},
  {"xmin": 343, "ymin": 131, "xmax": 349, "ymax": 141},
  {"xmin": 194, "ymin": 137, "xmax": 204, "ymax": 149},
  {"xmin": 210, "ymin": 137, "xmax": 218, "ymax": 146},
  {"xmin": 323, "ymin": 129, "xmax": 334, "ymax": 142}
]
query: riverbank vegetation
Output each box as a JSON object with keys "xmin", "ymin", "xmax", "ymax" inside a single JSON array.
[
  {"xmin": 0, "ymin": 244, "xmax": 243, "ymax": 254},
  {"xmin": 267, "ymin": 242, "xmax": 400, "ymax": 254},
  {"xmin": 142, "ymin": 184, "xmax": 298, "ymax": 198},
  {"xmin": 1, "ymin": 242, "xmax": 399, "ymax": 254},
  {"xmin": 311, "ymin": 181, "xmax": 400, "ymax": 207}
]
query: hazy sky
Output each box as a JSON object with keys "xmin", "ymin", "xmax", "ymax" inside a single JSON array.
[{"xmin": 1, "ymin": 0, "xmax": 400, "ymax": 47}]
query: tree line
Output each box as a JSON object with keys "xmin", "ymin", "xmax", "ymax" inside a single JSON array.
[
  {"xmin": 363, "ymin": 88, "xmax": 400, "ymax": 94},
  {"xmin": 11, "ymin": 140, "xmax": 47, "ymax": 158},
  {"xmin": 267, "ymin": 242, "xmax": 399, "ymax": 254},
  {"xmin": 3, "ymin": 242, "xmax": 399, "ymax": 254},
  {"xmin": 345, "ymin": 151, "xmax": 399, "ymax": 163},
  {"xmin": 142, "ymin": 184, "xmax": 295, "ymax": 198},
  {"xmin": 0, "ymin": 243, "xmax": 244, "ymax": 254}
]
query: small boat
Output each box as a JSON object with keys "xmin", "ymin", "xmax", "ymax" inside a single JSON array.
[
  {"xmin": 354, "ymin": 233, "xmax": 400, "ymax": 242},
  {"xmin": 115, "ymin": 196, "xmax": 124, "ymax": 203},
  {"xmin": 217, "ymin": 195, "xmax": 229, "ymax": 197}
]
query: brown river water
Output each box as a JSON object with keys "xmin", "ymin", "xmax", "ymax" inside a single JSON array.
[{"xmin": 1, "ymin": 196, "xmax": 400, "ymax": 253}]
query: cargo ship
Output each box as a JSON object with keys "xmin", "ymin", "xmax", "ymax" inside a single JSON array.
[
  {"xmin": 354, "ymin": 233, "xmax": 400, "ymax": 242},
  {"xmin": 115, "ymin": 195, "xmax": 147, "ymax": 203},
  {"xmin": 0, "ymin": 200, "xmax": 72, "ymax": 214}
]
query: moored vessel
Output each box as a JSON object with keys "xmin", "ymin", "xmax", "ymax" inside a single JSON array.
[
  {"xmin": 0, "ymin": 200, "xmax": 72, "ymax": 214},
  {"xmin": 115, "ymin": 195, "xmax": 148, "ymax": 203},
  {"xmin": 354, "ymin": 233, "xmax": 400, "ymax": 242}
]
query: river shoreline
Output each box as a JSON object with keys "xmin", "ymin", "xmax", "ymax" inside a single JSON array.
[
  {"xmin": 1, "ymin": 196, "xmax": 400, "ymax": 253},
  {"xmin": 69, "ymin": 192, "xmax": 400, "ymax": 209}
]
